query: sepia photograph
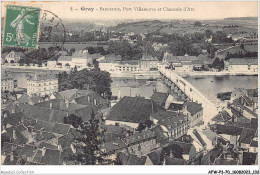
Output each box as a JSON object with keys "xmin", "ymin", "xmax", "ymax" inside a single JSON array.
[{"xmin": 0, "ymin": 1, "xmax": 259, "ymax": 174}]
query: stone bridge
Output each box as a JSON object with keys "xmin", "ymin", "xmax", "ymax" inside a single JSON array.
[{"xmin": 158, "ymin": 67, "xmax": 218, "ymax": 124}]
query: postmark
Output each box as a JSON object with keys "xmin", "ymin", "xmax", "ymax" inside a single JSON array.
[{"xmin": 3, "ymin": 5, "xmax": 41, "ymax": 48}]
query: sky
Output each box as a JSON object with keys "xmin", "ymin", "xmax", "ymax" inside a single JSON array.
[{"xmin": 1, "ymin": 1, "xmax": 258, "ymax": 21}]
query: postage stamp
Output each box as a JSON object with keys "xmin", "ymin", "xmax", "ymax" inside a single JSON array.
[{"xmin": 3, "ymin": 5, "xmax": 41, "ymax": 48}]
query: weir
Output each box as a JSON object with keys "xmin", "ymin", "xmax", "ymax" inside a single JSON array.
[{"xmin": 158, "ymin": 67, "xmax": 218, "ymax": 124}]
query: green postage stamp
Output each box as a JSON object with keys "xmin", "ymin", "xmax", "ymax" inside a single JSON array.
[{"xmin": 3, "ymin": 5, "xmax": 41, "ymax": 48}]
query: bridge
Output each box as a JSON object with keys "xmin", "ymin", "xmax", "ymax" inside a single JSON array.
[{"xmin": 158, "ymin": 67, "xmax": 218, "ymax": 124}]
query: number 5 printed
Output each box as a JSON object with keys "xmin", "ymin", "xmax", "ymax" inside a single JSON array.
[{"xmin": 6, "ymin": 33, "xmax": 13, "ymax": 42}]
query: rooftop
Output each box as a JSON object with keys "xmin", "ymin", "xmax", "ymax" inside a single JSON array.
[
  {"xmin": 27, "ymin": 73, "xmax": 57, "ymax": 81},
  {"xmin": 106, "ymin": 96, "xmax": 157, "ymax": 124}
]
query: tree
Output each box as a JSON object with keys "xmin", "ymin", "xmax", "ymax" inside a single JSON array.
[
  {"xmin": 240, "ymin": 43, "xmax": 245, "ymax": 50},
  {"xmin": 194, "ymin": 21, "xmax": 202, "ymax": 27},
  {"xmin": 136, "ymin": 120, "xmax": 153, "ymax": 132},
  {"xmin": 62, "ymin": 68, "xmax": 113, "ymax": 99},
  {"xmin": 64, "ymin": 114, "xmax": 83, "ymax": 128},
  {"xmin": 64, "ymin": 110, "xmax": 104, "ymax": 165}
]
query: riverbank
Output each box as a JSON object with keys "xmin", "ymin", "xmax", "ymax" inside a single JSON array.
[
  {"xmin": 178, "ymin": 71, "xmax": 258, "ymax": 77},
  {"xmin": 2, "ymin": 65, "xmax": 70, "ymax": 73}
]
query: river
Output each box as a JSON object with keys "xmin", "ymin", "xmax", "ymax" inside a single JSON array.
[{"xmin": 7, "ymin": 71, "xmax": 258, "ymax": 102}]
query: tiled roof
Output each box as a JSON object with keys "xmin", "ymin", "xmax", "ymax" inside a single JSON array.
[
  {"xmin": 102, "ymin": 139, "xmax": 126, "ymax": 153},
  {"xmin": 228, "ymin": 58, "xmax": 258, "ymax": 65},
  {"xmin": 34, "ymin": 120, "xmax": 55, "ymax": 132},
  {"xmin": 238, "ymin": 128, "xmax": 256, "ymax": 144},
  {"xmin": 41, "ymin": 149, "xmax": 61, "ymax": 165},
  {"xmin": 3, "ymin": 112, "xmax": 24, "ymax": 126},
  {"xmin": 184, "ymin": 101, "xmax": 203, "ymax": 116},
  {"xmin": 150, "ymin": 125, "xmax": 168, "ymax": 145},
  {"xmin": 151, "ymin": 92, "xmax": 168, "ymax": 106},
  {"xmin": 39, "ymin": 142, "xmax": 58, "ymax": 150},
  {"xmin": 72, "ymin": 50, "xmax": 90, "ymax": 58},
  {"xmin": 124, "ymin": 130, "xmax": 155, "ymax": 145},
  {"xmin": 4, "ymin": 126, "xmax": 27, "ymax": 145},
  {"xmin": 216, "ymin": 124, "xmax": 242, "ymax": 136},
  {"xmin": 27, "ymin": 73, "xmax": 57, "ymax": 81},
  {"xmin": 53, "ymin": 123, "xmax": 71, "ymax": 135},
  {"xmin": 147, "ymin": 148, "xmax": 163, "ymax": 165},
  {"xmin": 2, "ymin": 155, "xmax": 20, "ymax": 165},
  {"xmin": 168, "ymin": 141, "xmax": 193, "ymax": 155},
  {"xmin": 57, "ymin": 55, "xmax": 72, "ymax": 62},
  {"xmin": 214, "ymin": 158, "xmax": 238, "ymax": 165},
  {"xmin": 250, "ymin": 140, "xmax": 258, "ymax": 147},
  {"xmin": 58, "ymin": 134, "xmax": 74, "ymax": 149},
  {"xmin": 17, "ymin": 94, "xmax": 44, "ymax": 104},
  {"xmin": 212, "ymin": 110, "xmax": 231, "ymax": 122},
  {"xmin": 124, "ymin": 154, "xmax": 146, "ymax": 165},
  {"xmin": 242, "ymin": 152, "xmax": 257, "ymax": 165},
  {"xmin": 106, "ymin": 96, "xmax": 156, "ymax": 123},
  {"xmin": 2, "ymin": 142, "xmax": 24, "ymax": 156},
  {"xmin": 20, "ymin": 144, "xmax": 38, "ymax": 160},
  {"xmin": 151, "ymin": 111, "xmax": 188, "ymax": 131},
  {"xmin": 165, "ymin": 156, "xmax": 185, "ymax": 165}
]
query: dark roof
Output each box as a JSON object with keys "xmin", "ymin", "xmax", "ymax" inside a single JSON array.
[
  {"xmin": 32, "ymin": 149, "xmax": 43, "ymax": 163},
  {"xmin": 41, "ymin": 149, "xmax": 61, "ymax": 165},
  {"xmin": 4, "ymin": 126, "xmax": 27, "ymax": 145},
  {"xmin": 60, "ymin": 147, "xmax": 74, "ymax": 164},
  {"xmin": 216, "ymin": 124, "xmax": 243, "ymax": 136},
  {"xmin": 169, "ymin": 141, "xmax": 193, "ymax": 155},
  {"xmin": 242, "ymin": 152, "xmax": 257, "ymax": 165},
  {"xmin": 20, "ymin": 144, "xmax": 38, "ymax": 160},
  {"xmin": 17, "ymin": 94, "xmax": 44, "ymax": 104},
  {"xmin": 150, "ymin": 125, "xmax": 168, "ymax": 145},
  {"xmin": 238, "ymin": 128, "xmax": 256, "ymax": 144},
  {"xmin": 58, "ymin": 134, "xmax": 74, "ymax": 149},
  {"xmin": 212, "ymin": 110, "xmax": 231, "ymax": 122},
  {"xmin": 165, "ymin": 156, "xmax": 185, "ymax": 165},
  {"xmin": 106, "ymin": 96, "xmax": 156, "ymax": 123},
  {"xmin": 250, "ymin": 140, "xmax": 258, "ymax": 147},
  {"xmin": 53, "ymin": 123, "xmax": 71, "ymax": 135},
  {"xmin": 3, "ymin": 112, "xmax": 24, "ymax": 126},
  {"xmin": 2, "ymin": 155, "xmax": 20, "ymax": 165},
  {"xmin": 151, "ymin": 92, "xmax": 168, "ymax": 106},
  {"xmin": 226, "ymin": 121, "xmax": 251, "ymax": 129},
  {"xmin": 147, "ymin": 148, "xmax": 163, "ymax": 165},
  {"xmin": 34, "ymin": 120, "xmax": 55, "ymax": 132},
  {"xmin": 102, "ymin": 139, "xmax": 126, "ymax": 153},
  {"xmin": 2, "ymin": 142, "xmax": 23, "ymax": 156},
  {"xmin": 184, "ymin": 101, "xmax": 203, "ymax": 116},
  {"xmin": 35, "ymin": 131, "xmax": 56, "ymax": 142},
  {"xmin": 214, "ymin": 158, "xmax": 238, "ymax": 165},
  {"xmin": 124, "ymin": 154, "xmax": 146, "ymax": 165},
  {"xmin": 39, "ymin": 142, "xmax": 58, "ymax": 150}
]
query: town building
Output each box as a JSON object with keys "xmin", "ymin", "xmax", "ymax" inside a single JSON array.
[
  {"xmin": 5, "ymin": 51, "xmax": 24, "ymax": 63},
  {"xmin": 105, "ymin": 96, "xmax": 162, "ymax": 129},
  {"xmin": 1, "ymin": 72, "xmax": 17, "ymax": 92},
  {"xmin": 27, "ymin": 73, "xmax": 58, "ymax": 97},
  {"xmin": 226, "ymin": 58, "xmax": 258, "ymax": 72},
  {"xmin": 57, "ymin": 50, "xmax": 94, "ymax": 70},
  {"xmin": 139, "ymin": 54, "xmax": 159, "ymax": 71},
  {"xmin": 150, "ymin": 111, "xmax": 189, "ymax": 140}
]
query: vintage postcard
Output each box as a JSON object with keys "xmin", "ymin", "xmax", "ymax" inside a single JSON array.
[{"xmin": 1, "ymin": 1, "xmax": 259, "ymax": 175}]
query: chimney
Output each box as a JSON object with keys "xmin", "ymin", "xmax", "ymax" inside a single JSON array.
[
  {"xmin": 42, "ymin": 147, "xmax": 46, "ymax": 157},
  {"xmin": 3, "ymin": 112, "xmax": 8, "ymax": 118},
  {"xmin": 71, "ymin": 143, "xmax": 76, "ymax": 154},
  {"xmin": 118, "ymin": 89, "xmax": 121, "ymax": 100},
  {"xmin": 66, "ymin": 101, "xmax": 69, "ymax": 109},
  {"xmin": 10, "ymin": 152, "xmax": 14, "ymax": 162},
  {"xmin": 11, "ymin": 109, "xmax": 15, "ymax": 114},
  {"xmin": 50, "ymin": 103, "xmax": 53, "ymax": 109},
  {"xmin": 13, "ymin": 129, "xmax": 17, "ymax": 139}
]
